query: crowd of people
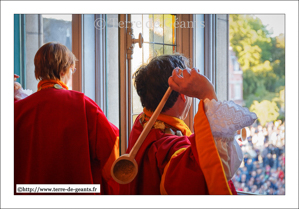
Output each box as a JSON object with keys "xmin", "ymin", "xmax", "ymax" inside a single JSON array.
[{"xmin": 232, "ymin": 120, "xmax": 285, "ymax": 195}]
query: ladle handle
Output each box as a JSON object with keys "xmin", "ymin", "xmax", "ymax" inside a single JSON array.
[{"xmin": 129, "ymin": 87, "xmax": 173, "ymax": 159}]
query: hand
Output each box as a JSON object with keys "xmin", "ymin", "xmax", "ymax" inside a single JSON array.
[
  {"xmin": 14, "ymin": 74, "xmax": 19, "ymax": 80},
  {"xmin": 168, "ymin": 67, "xmax": 218, "ymax": 101},
  {"xmin": 14, "ymin": 74, "xmax": 22, "ymax": 90}
]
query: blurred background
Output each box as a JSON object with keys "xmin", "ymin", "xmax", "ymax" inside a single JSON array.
[{"xmin": 229, "ymin": 14, "xmax": 285, "ymax": 195}]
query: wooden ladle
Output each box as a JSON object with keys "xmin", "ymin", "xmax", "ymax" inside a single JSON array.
[{"xmin": 111, "ymin": 87, "xmax": 173, "ymax": 184}]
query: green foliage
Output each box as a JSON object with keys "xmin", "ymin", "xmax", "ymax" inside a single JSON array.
[
  {"xmin": 249, "ymin": 100, "xmax": 280, "ymax": 126},
  {"xmin": 229, "ymin": 14, "xmax": 285, "ymax": 122},
  {"xmin": 229, "ymin": 15, "xmax": 272, "ymax": 71},
  {"xmin": 271, "ymin": 34, "xmax": 285, "ymax": 77},
  {"xmin": 244, "ymin": 88, "xmax": 277, "ymax": 108}
]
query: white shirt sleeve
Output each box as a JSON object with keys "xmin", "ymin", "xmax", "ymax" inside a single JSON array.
[
  {"xmin": 14, "ymin": 88, "xmax": 33, "ymax": 101},
  {"xmin": 203, "ymin": 99, "xmax": 257, "ymax": 180}
]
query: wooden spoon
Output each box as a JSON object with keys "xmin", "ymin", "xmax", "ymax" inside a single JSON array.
[{"xmin": 111, "ymin": 87, "xmax": 173, "ymax": 184}]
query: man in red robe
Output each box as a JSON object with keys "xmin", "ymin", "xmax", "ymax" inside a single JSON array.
[
  {"xmin": 120, "ymin": 54, "xmax": 238, "ymax": 195},
  {"xmin": 14, "ymin": 42, "xmax": 119, "ymax": 195}
]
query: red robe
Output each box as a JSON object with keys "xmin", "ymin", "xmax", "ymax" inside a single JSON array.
[
  {"xmin": 120, "ymin": 101, "xmax": 237, "ymax": 195},
  {"xmin": 14, "ymin": 88, "xmax": 119, "ymax": 195}
]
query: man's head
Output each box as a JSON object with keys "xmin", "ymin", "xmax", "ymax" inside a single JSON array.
[
  {"xmin": 133, "ymin": 54, "xmax": 189, "ymax": 113},
  {"xmin": 34, "ymin": 42, "xmax": 77, "ymax": 83}
]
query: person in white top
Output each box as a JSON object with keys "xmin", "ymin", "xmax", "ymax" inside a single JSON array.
[{"xmin": 14, "ymin": 74, "xmax": 32, "ymax": 101}]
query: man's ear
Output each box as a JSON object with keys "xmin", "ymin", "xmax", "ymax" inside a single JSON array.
[{"xmin": 180, "ymin": 94, "xmax": 186, "ymax": 102}]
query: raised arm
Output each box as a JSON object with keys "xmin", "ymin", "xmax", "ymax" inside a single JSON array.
[
  {"xmin": 168, "ymin": 67, "xmax": 218, "ymax": 101},
  {"xmin": 168, "ymin": 67, "xmax": 257, "ymax": 181}
]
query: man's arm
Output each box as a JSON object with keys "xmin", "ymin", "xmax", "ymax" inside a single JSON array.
[
  {"xmin": 159, "ymin": 101, "xmax": 234, "ymax": 195},
  {"xmin": 168, "ymin": 67, "xmax": 256, "ymax": 187},
  {"xmin": 168, "ymin": 68, "xmax": 218, "ymax": 101}
]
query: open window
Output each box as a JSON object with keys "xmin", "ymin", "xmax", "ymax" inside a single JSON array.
[{"xmin": 14, "ymin": 13, "xmax": 230, "ymax": 155}]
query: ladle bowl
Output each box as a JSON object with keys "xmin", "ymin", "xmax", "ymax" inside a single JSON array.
[{"xmin": 111, "ymin": 154, "xmax": 138, "ymax": 184}]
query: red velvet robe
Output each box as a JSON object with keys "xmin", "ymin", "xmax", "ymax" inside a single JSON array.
[
  {"xmin": 120, "ymin": 101, "xmax": 237, "ymax": 195},
  {"xmin": 14, "ymin": 88, "xmax": 119, "ymax": 195}
]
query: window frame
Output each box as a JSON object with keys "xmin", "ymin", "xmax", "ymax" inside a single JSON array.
[
  {"xmin": 119, "ymin": 14, "xmax": 196, "ymax": 153},
  {"xmin": 71, "ymin": 14, "xmax": 230, "ymax": 155},
  {"xmin": 72, "ymin": 14, "xmax": 83, "ymax": 93},
  {"xmin": 14, "ymin": 14, "xmax": 26, "ymax": 87}
]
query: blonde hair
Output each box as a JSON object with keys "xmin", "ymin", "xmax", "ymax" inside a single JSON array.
[{"xmin": 34, "ymin": 42, "xmax": 77, "ymax": 80}]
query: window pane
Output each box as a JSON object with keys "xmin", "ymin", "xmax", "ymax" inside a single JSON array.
[
  {"xmin": 142, "ymin": 15, "xmax": 154, "ymax": 43},
  {"xmin": 42, "ymin": 15, "xmax": 72, "ymax": 88},
  {"xmin": 132, "ymin": 84, "xmax": 143, "ymax": 115},
  {"xmin": 131, "ymin": 40, "xmax": 143, "ymax": 75},
  {"xmin": 143, "ymin": 43, "xmax": 154, "ymax": 62},
  {"xmin": 154, "ymin": 44, "xmax": 164, "ymax": 56},
  {"xmin": 82, "ymin": 14, "xmax": 96, "ymax": 100},
  {"xmin": 106, "ymin": 14, "xmax": 119, "ymax": 128},
  {"xmin": 131, "ymin": 14, "xmax": 143, "ymax": 73},
  {"xmin": 164, "ymin": 14, "xmax": 174, "ymax": 45},
  {"xmin": 132, "ymin": 114, "xmax": 139, "ymax": 125},
  {"xmin": 43, "ymin": 15, "xmax": 72, "ymax": 50},
  {"xmin": 153, "ymin": 14, "xmax": 163, "ymax": 44},
  {"xmin": 164, "ymin": 45, "xmax": 175, "ymax": 55},
  {"xmin": 131, "ymin": 39, "xmax": 143, "ymax": 115},
  {"xmin": 131, "ymin": 15, "xmax": 142, "ymax": 39}
]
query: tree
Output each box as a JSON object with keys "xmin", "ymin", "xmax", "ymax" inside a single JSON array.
[
  {"xmin": 230, "ymin": 14, "xmax": 285, "ymax": 118},
  {"xmin": 229, "ymin": 15, "xmax": 272, "ymax": 71},
  {"xmin": 271, "ymin": 34, "xmax": 285, "ymax": 92},
  {"xmin": 249, "ymin": 100, "xmax": 279, "ymax": 126}
]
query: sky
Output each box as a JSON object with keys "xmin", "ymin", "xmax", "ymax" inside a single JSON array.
[{"xmin": 254, "ymin": 14, "xmax": 285, "ymax": 37}]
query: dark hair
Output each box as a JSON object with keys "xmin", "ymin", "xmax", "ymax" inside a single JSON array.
[{"xmin": 133, "ymin": 54, "xmax": 189, "ymax": 112}]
